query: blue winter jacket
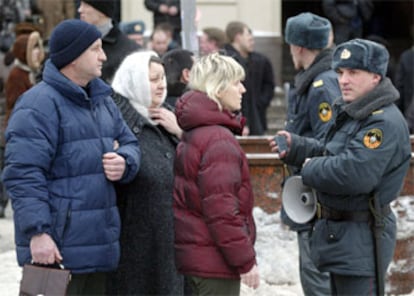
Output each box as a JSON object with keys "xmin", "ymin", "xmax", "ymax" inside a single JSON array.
[{"xmin": 2, "ymin": 60, "xmax": 141, "ymax": 273}]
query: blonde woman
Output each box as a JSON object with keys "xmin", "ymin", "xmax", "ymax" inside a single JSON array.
[{"xmin": 173, "ymin": 53, "xmax": 260, "ymax": 295}]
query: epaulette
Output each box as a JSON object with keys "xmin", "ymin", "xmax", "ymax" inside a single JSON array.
[
  {"xmin": 313, "ymin": 79, "xmax": 324, "ymax": 88},
  {"xmin": 372, "ymin": 110, "xmax": 384, "ymax": 115}
]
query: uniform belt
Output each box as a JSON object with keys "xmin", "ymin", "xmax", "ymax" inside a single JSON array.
[{"xmin": 316, "ymin": 203, "xmax": 391, "ymax": 222}]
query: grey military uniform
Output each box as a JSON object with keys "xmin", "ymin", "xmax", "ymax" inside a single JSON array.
[{"xmin": 285, "ymin": 77, "xmax": 411, "ymax": 292}]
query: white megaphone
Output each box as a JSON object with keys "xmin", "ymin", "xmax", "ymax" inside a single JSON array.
[{"xmin": 282, "ymin": 175, "xmax": 317, "ymax": 224}]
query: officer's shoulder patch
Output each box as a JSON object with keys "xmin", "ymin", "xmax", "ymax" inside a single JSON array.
[
  {"xmin": 318, "ymin": 102, "xmax": 332, "ymax": 122},
  {"xmin": 372, "ymin": 110, "xmax": 384, "ymax": 115},
  {"xmin": 363, "ymin": 128, "xmax": 383, "ymax": 149},
  {"xmin": 313, "ymin": 79, "xmax": 324, "ymax": 88}
]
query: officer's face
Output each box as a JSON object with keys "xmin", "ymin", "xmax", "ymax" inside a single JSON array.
[
  {"xmin": 337, "ymin": 68, "xmax": 381, "ymax": 102},
  {"xmin": 289, "ymin": 44, "xmax": 302, "ymax": 70}
]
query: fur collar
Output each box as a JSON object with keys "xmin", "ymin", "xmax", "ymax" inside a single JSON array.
[
  {"xmin": 339, "ymin": 77, "xmax": 399, "ymax": 120},
  {"xmin": 294, "ymin": 48, "xmax": 334, "ymax": 95}
]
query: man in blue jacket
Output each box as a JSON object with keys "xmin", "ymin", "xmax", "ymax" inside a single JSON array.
[
  {"xmin": 2, "ymin": 19, "xmax": 141, "ymax": 295},
  {"xmin": 272, "ymin": 39, "xmax": 411, "ymax": 295}
]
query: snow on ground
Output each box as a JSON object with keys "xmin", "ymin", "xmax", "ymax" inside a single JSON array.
[{"xmin": 1, "ymin": 198, "xmax": 413, "ymax": 295}]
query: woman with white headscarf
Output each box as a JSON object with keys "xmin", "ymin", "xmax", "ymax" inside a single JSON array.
[{"xmin": 107, "ymin": 50, "xmax": 184, "ymax": 295}]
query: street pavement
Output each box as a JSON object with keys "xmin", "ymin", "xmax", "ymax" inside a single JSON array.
[{"xmin": 0, "ymin": 202, "xmax": 20, "ymax": 296}]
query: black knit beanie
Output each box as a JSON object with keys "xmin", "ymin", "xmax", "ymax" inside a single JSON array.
[{"xmin": 83, "ymin": 0, "xmax": 115, "ymax": 18}]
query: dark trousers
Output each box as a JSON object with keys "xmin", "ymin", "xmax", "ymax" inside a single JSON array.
[
  {"xmin": 331, "ymin": 273, "xmax": 376, "ymax": 296},
  {"xmin": 187, "ymin": 275, "xmax": 240, "ymax": 296},
  {"xmin": 298, "ymin": 230, "xmax": 331, "ymax": 296},
  {"xmin": 67, "ymin": 272, "xmax": 107, "ymax": 296}
]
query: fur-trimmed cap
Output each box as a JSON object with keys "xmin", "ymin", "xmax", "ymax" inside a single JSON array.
[
  {"xmin": 285, "ymin": 12, "xmax": 331, "ymax": 49},
  {"xmin": 332, "ymin": 38, "xmax": 389, "ymax": 77},
  {"xmin": 120, "ymin": 20, "xmax": 145, "ymax": 35},
  {"xmin": 12, "ymin": 31, "xmax": 45, "ymax": 70}
]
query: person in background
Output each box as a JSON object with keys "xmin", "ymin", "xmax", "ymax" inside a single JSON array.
[
  {"xmin": 75, "ymin": 0, "xmax": 121, "ymax": 23},
  {"xmin": 405, "ymin": 94, "xmax": 414, "ymax": 133},
  {"xmin": 394, "ymin": 28, "xmax": 414, "ymax": 121},
  {"xmin": 162, "ymin": 48, "xmax": 194, "ymax": 108},
  {"xmin": 281, "ymin": 12, "xmax": 341, "ymax": 296},
  {"xmin": 78, "ymin": 0, "xmax": 140, "ymax": 83},
  {"xmin": 2, "ymin": 19, "xmax": 141, "ymax": 295},
  {"xmin": 119, "ymin": 20, "xmax": 146, "ymax": 47},
  {"xmin": 107, "ymin": 50, "xmax": 184, "ymax": 295},
  {"xmin": 270, "ymin": 38, "xmax": 411, "ymax": 295},
  {"xmin": 148, "ymin": 22, "xmax": 180, "ymax": 57},
  {"xmin": 322, "ymin": 0, "xmax": 374, "ymax": 44},
  {"xmin": 224, "ymin": 21, "xmax": 275, "ymax": 136},
  {"xmin": 199, "ymin": 27, "xmax": 227, "ymax": 56},
  {"xmin": 0, "ymin": 0, "xmax": 33, "ymax": 54},
  {"xmin": 5, "ymin": 30, "xmax": 44, "ymax": 124},
  {"xmin": 365, "ymin": 34, "xmax": 396, "ymax": 83},
  {"xmin": 144, "ymin": 0, "xmax": 181, "ymax": 45},
  {"xmin": 0, "ymin": 25, "xmax": 44, "ymax": 218},
  {"xmin": 0, "ymin": 49, "xmax": 9, "ymax": 218},
  {"xmin": 173, "ymin": 53, "xmax": 259, "ymax": 295},
  {"xmin": 148, "ymin": 25, "xmax": 170, "ymax": 57},
  {"xmin": 34, "ymin": 0, "xmax": 76, "ymax": 38}
]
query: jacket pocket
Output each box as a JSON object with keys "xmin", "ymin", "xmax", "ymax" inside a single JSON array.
[{"xmin": 51, "ymin": 198, "xmax": 72, "ymax": 248}]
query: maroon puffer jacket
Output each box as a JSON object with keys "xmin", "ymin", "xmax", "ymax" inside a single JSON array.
[{"xmin": 173, "ymin": 90, "xmax": 257, "ymax": 279}]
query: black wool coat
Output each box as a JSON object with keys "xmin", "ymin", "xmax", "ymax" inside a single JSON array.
[
  {"xmin": 107, "ymin": 93, "xmax": 183, "ymax": 295},
  {"xmin": 224, "ymin": 44, "xmax": 275, "ymax": 135},
  {"xmin": 101, "ymin": 25, "xmax": 141, "ymax": 83}
]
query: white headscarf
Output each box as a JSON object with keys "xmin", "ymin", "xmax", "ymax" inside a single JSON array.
[{"xmin": 112, "ymin": 50, "xmax": 167, "ymax": 121}]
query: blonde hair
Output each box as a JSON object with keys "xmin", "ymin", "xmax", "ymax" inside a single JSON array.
[{"xmin": 189, "ymin": 53, "xmax": 245, "ymax": 110}]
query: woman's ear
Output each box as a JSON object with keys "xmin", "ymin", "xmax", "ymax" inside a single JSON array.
[{"xmin": 215, "ymin": 90, "xmax": 223, "ymax": 100}]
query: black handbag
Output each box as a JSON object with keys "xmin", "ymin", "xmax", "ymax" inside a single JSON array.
[{"xmin": 19, "ymin": 263, "xmax": 71, "ymax": 296}]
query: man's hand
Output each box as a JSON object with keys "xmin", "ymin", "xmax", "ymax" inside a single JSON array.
[
  {"xmin": 242, "ymin": 126, "xmax": 250, "ymax": 136},
  {"xmin": 241, "ymin": 264, "xmax": 260, "ymax": 289},
  {"xmin": 159, "ymin": 4, "xmax": 168, "ymax": 13},
  {"xmin": 30, "ymin": 233, "xmax": 62, "ymax": 265},
  {"xmin": 103, "ymin": 152, "xmax": 126, "ymax": 181},
  {"xmin": 168, "ymin": 5, "xmax": 178, "ymax": 15},
  {"xmin": 268, "ymin": 130, "xmax": 291, "ymax": 158}
]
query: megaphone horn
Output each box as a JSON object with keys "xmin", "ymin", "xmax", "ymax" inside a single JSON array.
[{"xmin": 282, "ymin": 175, "xmax": 317, "ymax": 224}]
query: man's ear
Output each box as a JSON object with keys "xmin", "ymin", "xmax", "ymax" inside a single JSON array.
[
  {"xmin": 234, "ymin": 32, "xmax": 242, "ymax": 43},
  {"xmin": 181, "ymin": 68, "xmax": 191, "ymax": 83},
  {"xmin": 372, "ymin": 73, "xmax": 382, "ymax": 86}
]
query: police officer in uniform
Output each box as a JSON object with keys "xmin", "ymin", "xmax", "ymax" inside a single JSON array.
[
  {"xmin": 271, "ymin": 39, "xmax": 411, "ymax": 295},
  {"xmin": 281, "ymin": 12, "xmax": 341, "ymax": 296}
]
